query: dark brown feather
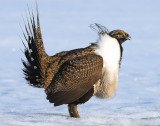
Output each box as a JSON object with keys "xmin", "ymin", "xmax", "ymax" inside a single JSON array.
[
  {"xmin": 46, "ymin": 54, "xmax": 103, "ymax": 106},
  {"xmin": 22, "ymin": 8, "xmax": 52, "ymax": 88}
]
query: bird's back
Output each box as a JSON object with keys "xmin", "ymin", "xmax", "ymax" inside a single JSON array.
[{"xmin": 43, "ymin": 45, "xmax": 96, "ymax": 88}]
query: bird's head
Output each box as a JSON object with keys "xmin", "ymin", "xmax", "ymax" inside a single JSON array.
[
  {"xmin": 109, "ymin": 30, "xmax": 131, "ymax": 44},
  {"xmin": 90, "ymin": 23, "xmax": 131, "ymax": 44}
]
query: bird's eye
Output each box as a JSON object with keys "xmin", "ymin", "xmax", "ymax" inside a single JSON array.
[
  {"xmin": 118, "ymin": 34, "xmax": 122, "ymax": 38},
  {"xmin": 119, "ymin": 35, "xmax": 124, "ymax": 39}
]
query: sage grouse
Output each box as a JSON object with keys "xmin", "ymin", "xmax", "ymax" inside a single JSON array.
[{"xmin": 21, "ymin": 9, "xmax": 131, "ymax": 118}]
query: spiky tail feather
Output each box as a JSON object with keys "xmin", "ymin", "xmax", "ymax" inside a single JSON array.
[{"xmin": 21, "ymin": 6, "xmax": 50, "ymax": 88}]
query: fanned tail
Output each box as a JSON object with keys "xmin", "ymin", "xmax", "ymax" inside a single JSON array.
[{"xmin": 21, "ymin": 6, "xmax": 51, "ymax": 88}]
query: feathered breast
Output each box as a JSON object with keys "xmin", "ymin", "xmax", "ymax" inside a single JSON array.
[{"xmin": 94, "ymin": 33, "xmax": 121, "ymax": 98}]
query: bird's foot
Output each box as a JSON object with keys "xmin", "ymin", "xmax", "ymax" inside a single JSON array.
[{"xmin": 68, "ymin": 104, "xmax": 80, "ymax": 118}]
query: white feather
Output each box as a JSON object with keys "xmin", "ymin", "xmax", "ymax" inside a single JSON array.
[
  {"xmin": 94, "ymin": 33, "xmax": 121, "ymax": 98},
  {"xmin": 95, "ymin": 34, "xmax": 120, "ymax": 71}
]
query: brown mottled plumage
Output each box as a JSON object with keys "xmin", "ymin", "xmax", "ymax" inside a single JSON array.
[
  {"xmin": 22, "ymin": 7, "xmax": 130, "ymax": 118},
  {"xmin": 46, "ymin": 54, "xmax": 103, "ymax": 106}
]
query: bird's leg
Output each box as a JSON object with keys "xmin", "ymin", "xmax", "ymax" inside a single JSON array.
[{"xmin": 68, "ymin": 104, "xmax": 80, "ymax": 118}]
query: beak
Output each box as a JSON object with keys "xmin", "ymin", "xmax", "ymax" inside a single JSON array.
[{"xmin": 127, "ymin": 35, "xmax": 131, "ymax": 40}]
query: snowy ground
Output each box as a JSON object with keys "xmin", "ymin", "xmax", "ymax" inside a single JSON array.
[{"xmin": 0, "ymin": 0, "xmax": 160, "ymax": 125}]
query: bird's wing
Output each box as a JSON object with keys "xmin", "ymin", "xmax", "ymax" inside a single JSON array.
[{"xmin": 45, "ymin": 54, "xmax": 103, "ymax": 106}]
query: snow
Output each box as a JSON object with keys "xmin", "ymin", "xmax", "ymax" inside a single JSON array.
[{"xmin": 0, "ymin": 0, "xmax": 160, "ymax": 125}]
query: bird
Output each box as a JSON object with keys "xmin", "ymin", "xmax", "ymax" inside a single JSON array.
[{"xmin": 21, "ymin": 7, "xmax": 131, "ymax": 118}]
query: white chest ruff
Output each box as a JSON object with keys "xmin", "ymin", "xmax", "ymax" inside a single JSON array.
[
  {"xmin": 95, "ymin": 34, "xmax": 121, "ymax": 70},
  {"xmin": 94, "ymin": 34, "xmax": 121, "ymax": 98}
]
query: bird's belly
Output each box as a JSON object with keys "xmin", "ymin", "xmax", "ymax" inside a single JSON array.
[{"xmin": 94, "ymin": 67, "xmax": 119, "ymax": 99}]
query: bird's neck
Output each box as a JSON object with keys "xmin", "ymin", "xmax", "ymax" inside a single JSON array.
[
  {"xmin": 95, "ymin": 34, "xmax": 121, "ymax": 69},
  {"xmin": 94, "ymin": 34, "xmax": 121, "ymax": 98}
]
